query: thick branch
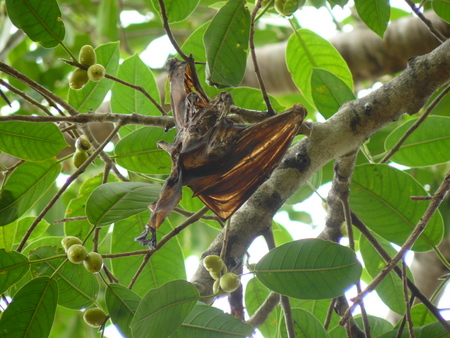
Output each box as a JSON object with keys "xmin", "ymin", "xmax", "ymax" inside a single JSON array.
[{"xmin": 190, "ymin": 38, "xmax": 450, "ymax": 299}]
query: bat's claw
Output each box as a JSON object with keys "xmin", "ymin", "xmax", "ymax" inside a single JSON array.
[{"xmin": 134, "ymin": 225, "xmax": 157, "ymax": 250}]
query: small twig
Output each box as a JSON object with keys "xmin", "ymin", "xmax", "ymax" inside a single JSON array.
[
  {"xmin": 380, "ymin": 83, "xmax": 450, "ymax": 163},
  {"xmin": 53, "ymin": 216, "xmax": 88, "ymax": 224},
  {"xmin": 219, "ymin": 219, "xmax": 231, "ymax": 261},
  {"xmin": 323, "ymin": 298, "xmax": 337, "ymax": 330},
  {"xmin": 16, "ymin": 122, "xmax": 124, "ymax": 252},
  {"xmin": 0, "ymin": 61, "xmax": 79, "ymax": 116},
  {"xmin": 249, "ymin": 0, "xmax": 275, "ymax": 115},
  {"xmin": 342, "ymin": 170, "xmax": 450, "ymax": 326},
  {"xmin": 404, "ymin": 0, "xmax": 447, "ymax": 42},
  {"xmin": 402, "ymin": 259, "xmax": 416, "ymax": 338},
  {"xmin": 128, "ymin": 207, "xmax": 209, "ymax": 289},
  {"xmin": 410, "ymin": 195, "xmax": 432, "ymax": 201}
]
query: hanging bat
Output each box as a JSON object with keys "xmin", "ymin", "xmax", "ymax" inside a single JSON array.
[{"xmin": 135, "ymin": 58, "xmax": 307, "ymax": 248}]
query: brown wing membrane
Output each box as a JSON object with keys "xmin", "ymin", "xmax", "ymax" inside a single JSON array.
[{"xmin": 135, "ymin": 58, "xmax": 307, "ymax": 248}]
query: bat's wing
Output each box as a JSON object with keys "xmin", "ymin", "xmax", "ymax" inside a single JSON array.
[{"xmin": 183, "ymin": 104, "xmax": 307, "ymax": 220}]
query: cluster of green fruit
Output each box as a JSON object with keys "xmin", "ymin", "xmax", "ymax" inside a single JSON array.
[
  {"xmin": 263, "ymin": 0, "xmax": 306, "ymax": 16},
  {"xmin": 62, "ymin": 237, "xmax": 108, "ymax": 328},
  {"xmin": 203, "ymin": 255, "xmax": 241, "ymax": 295},
  {"xmin": 73, "ymin": 135, "xmax": 92, "ymax": 169},
  {"xmin": 70, "ymin": 45, "xmax": 106, "ymax": 90},
  {"xmin": 61, "ymin": 236, "xmax": 103, "ymax": 273}
]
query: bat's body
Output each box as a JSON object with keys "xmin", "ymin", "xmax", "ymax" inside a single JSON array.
[{"xmin": 135, "ymin": 58, "xmax": 307, "ymax": 248}]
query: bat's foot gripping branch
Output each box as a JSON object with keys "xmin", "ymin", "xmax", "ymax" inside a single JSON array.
[{"xmin": 134, "ymin": 225, "xmax": 157, "ymax": 250}]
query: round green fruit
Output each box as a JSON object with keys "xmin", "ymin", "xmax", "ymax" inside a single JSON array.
[
  {"xmin": 203, "ymin": 255, "xmax": 224, "ymax": 273},
  {"xmin": 87, "ymin": 64, "xmax": 106, "ymax": 82},
  {"xmin": 219, "ymin": 273, "xmax": 240, "ymax": 293},
  {"xmin": 274, "ymin": 0, "xmax": 305, "ymax": 16},
  {"xmin": 61, "ymin": 236, "xmax": 83, "ymax": 252},
  {"xmin": 67, "ymin": 244, "xmax": 88, "ymax": 264},
  {"xmin": 69, "ymin": 68, "xmax": 89, "ymax": 90},
  {"xmin": 73, "ymin": 150, "xmax": 89, "ymax": 169},
  {"xmin": 79, "ymin": 45, "xmax": 97, "ymax": 67},
  {"xmin": 83, "ymin": 252, "xmax": 103, "ymax": 273},
  {"xmin": 83, "ymin": 308, "xmax": 107, "ymax": 328},
  {"xmin": 76, "ymin": 135, "xmax": 91, "ymax": 152}
]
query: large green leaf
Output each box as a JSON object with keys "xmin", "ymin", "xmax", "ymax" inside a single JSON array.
[
  {"xmin": 286, "ymin": 29, "xmax": 353, "ymax": 105},
  {"xmin": 433, "ymin": 0, "xmax": 450, "ymax": 23},
  {"xmin": 85, "ymin": 182, "xmax": 161, "ymax": 227},
  {"xmin": 0, "ymin": 121, "xmax": 68, "ymax": 161},
  {"xmin": 0, "ymin": 277, "xmax": 58, "ymax": 338},
  {"xmin": 111, "ymin": 54, "xmax": 161, "ymax": 136},
  {"xmin": 360, "ymin": 234, "xmax": 411, "ymax": 314},
  {"xmin": 29, "ymin": 245, "xmax": 98, "ymax": 309},
  {"xmin": 105, "ymin": 283, "xmax": 141, "ymax": 338},
  {"xmin": 152, "ymin": 0, "xmax": 200, "ymax": 23},
  {"xmin": 68, "ymin": 42, "xmax": 120, "ymax": 113},
  {"xmin": 111, "ymin": 212, "xmax": 186, "ymax": 297},
  {"xmin": 14, "ymin": 217, "xmax": 50, "ymax": 246},
  {"xmin": 171, "ymin": 302, "xmax": 254, "ymax": 337},
  {"xmin": 229, "ymin": 87, "xmax": 286, "ymax": 112},
  {"xmin": 354, "ymin": 0, "xmax": 390, "ymax": 38},
  {"xmin": 377, "ymin": 321, "xmax": 450, "ymax": 337},
  {"xmin": 311, "ymin": 68, "xmax": 356, "ymax": 118},
  {"xmin": 385, "ymin": 116, "xmax": 450, "ymax": 167},
  {"xmin": 0, "ymin": 221, "xmax": 16, "ymax": 250},
  {"xmin": 255, "ymin": 239, "xmax": 362, "ymax": 299},
  {"xmin": 5, "ymin": 0, "xmax": 65, "ymax": 48},
  {"xmin": 354, "ymin": 315, "xmax": 394, "ymax": 337},
  {"xmin": 114, "ymin": 127, "xmax": 176, "ymax": 174},
  {"xmin": 130, "ymin": 280, "xmax": 199, "ymax": 338},
  {"xmin": 350, "ymin": 164, "xmax": 444, "ymax": 252},
  {"xmin": 0, "ymin": 159, "xmax": 61, "ymax": 226},
  {"xmin": 204, "ymin": 0, "xmax": 250, "ymax": 87},
  {"xmin": 0, "ymin": 249, "xmax": 30, "ymax": 294}
]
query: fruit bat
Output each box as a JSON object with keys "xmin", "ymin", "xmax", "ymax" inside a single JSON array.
[{"xmin": 135, "ymin": 58, "xmax": 307, "ymax": 248}]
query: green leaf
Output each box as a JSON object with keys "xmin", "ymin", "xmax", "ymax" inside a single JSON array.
[
  {"xmin": 281, "ymin": 308, "xmax": 329, "ymax": 338},
  {"xmin": 350, "ymin": 164, "xmax": 444, "ymax": 251},
  {"xmin": 68, "ymin": 42, "xmax": 120, "ymax": 113},
  {"xmin": 354, "ymin": 315, "xmax": 394, "ymax": 336},
  {"xmin": 171, "ymin": 302, "xmax": 254, "ymax": 337},
  {"xmin": 0, "ymin": 159, "xmax": 61, "ymax": 226},
  {"xmin": 287, "ymin": 168, "xmax": 322, "ymax": 205},
  {"xmin": 360, "ymin": 234, "xmax": 409, "ymax": 314},
  {"xmin": 433, "ymin": 1, "xmax": 450, "ymax": 23},
  {"xmin": 111, "ymin": 212, "xmax": 186, "ymax": 297},
  {"xmin": 204, "ymin": 0, "xmax": 251, "ymax": 87},
  {"xmin": 97, "ymin": 0, "xmax": 119, "ymax": 41},
  {"xmin": 15, "ymin": 217, "xmax": 50, "ymax": 245},
  {"xmin": 5, "ymin": 0, "xmax": 65, "ymax": 48},
  {"xmin": 85, "ymin": 182, "xmax": 161, "ymax": 227},
  {"xmin": 245, "ymin": 277, "xmax": 282, "ymax": 338},
  {"xmin": 152, "ymin": 0, "xmax": 201, "ymax": 23},
  {"xmin": 410, "ymin": 304, "xmax": 437, "ymax": 326},
  {"xmin": 0, "ymin": 249, "xmax": 30, "ymax": 294},
  {"xmin": 111, "ymin": 54, "xmax": 161, "ymax": 136},
  {"xmin": 255, "ymin": 239, "xmax": 362, "ymax": 299},
  {"xmin": 377, "ymin": 321, "xmax": 450, "ymax": 337},
  {"xmin": 130, "ymin": 280, "xmax": 199, "ymax": 338},
  {"xmin": 229, "ymin": 87, "xmax": 286, "ymax": 112},
  {"xmin": 105, "ymin": 283, "xmax": 141, "ymax": 338},
  {"xmin": 29, "ymin": 245, "xmax": 99, "ymax": 309},
  {"xmin": 0, "ymin": 121, "xmax": 68, "ymax": 161},
  {"xmin": 0, "ymin": 277, "xmax": 58, "ymax": 338},
  {"xmin": 311, "ymin": 68, "xmax": 356, "ymax": 118},
  {"xmin": 114, "ymin": 127, "xmax": 176, "ymax": 174},
  {"xmin": 385, "ymin": 116, "xmax": 450, "ymax": 167},
  {"xmin": 286, "ymin": 29, "xmax": 353, "ymax": 105},
  {"xmin": 0, "ymin": 222, "xmax": 16, "ymax": 250},
  {"xmin": 354, "ymin": 0, "xmax": 390, "ymax": 38}
]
